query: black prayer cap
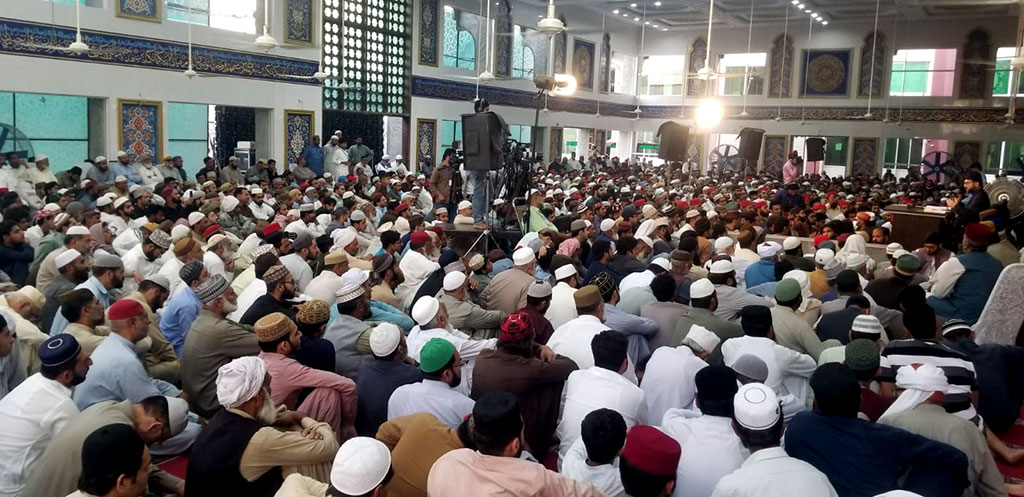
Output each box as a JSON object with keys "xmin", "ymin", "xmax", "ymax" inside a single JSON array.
[{"xmin": 741, "ymin": 305, "xmax": 772, "ymax": 336}]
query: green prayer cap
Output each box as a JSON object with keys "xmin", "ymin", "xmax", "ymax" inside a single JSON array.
[
  {"xmin": 420, "ymin": 338, "xmax": 456, "ymax": 373},
  {"xmin": 775, "ymin": 278, "xmax": 801, "ymax": 302},
  {"xmin": 845, "ymin": 338, "xmax": 880, "ymax": 372}
]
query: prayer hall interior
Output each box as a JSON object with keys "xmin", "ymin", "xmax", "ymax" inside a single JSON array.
[{"xmin": 4, "ymin": 0, "xmax": 1024, "ymax": 496}]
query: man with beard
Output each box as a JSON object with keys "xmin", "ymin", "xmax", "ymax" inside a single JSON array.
[
  {"xmin": 40, "ymin": 247, "xmax": 90, "ymax": 332},
  {"xmin": 159, "ymin": 237, "xmax": 204, "ymax": 296},
  {"xmin": 59, "ymin": 289, "xmax": 107, "ymax": 356},
  {"xmin": 128, "ymin": 276, "xmax": 178, "ymax": 384},
  {"xmin": 256, "ymin": 312, "xmax": 358, "ymax": 439},
  {"xmin": 49, "ymin": 251, "xmax": 124, "ymax": 336},
  {"xmin": 187, "ymin": 357, "xmax": 339, "ymax": 496},
  {"xmin": 388, "ymin": 338, "xmax": 475, "ymax": 428},
  {"xmin": 85, "ymin": 155, "xmax": 116, "ymax": 190},
  {"xmin": 0, "ymin": 334, "xmax": 91, "ymax": 497},
  {"xmin": 249, "ymin": 187, "xmax": 275, "ymax": 221},
  {"xmin": 182, "ymin": 275, "xmax": 260, "ymax": 418},
  {"xmin": 239, "ymin": 264, "xmax": 297, "ymax": 325},
  {"xmin": 158, "ymin": 155, "xmax": 186, "ymax": 184},
  {"xmin": 106, "ymin": 196, "xmax": 134, "ymax": 236},
  {"xmin": 123, "ymin": 228, "xmax": 170, "ymax": 295}
]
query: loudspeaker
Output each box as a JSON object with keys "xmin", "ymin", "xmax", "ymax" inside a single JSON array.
[
  {"xmin": 806, "ymin": 137, "xmax": 826, "ymax": 162},
  {"xmin": 656, "ymin": 121, "xmax": 690, "ymax": 162},
  {"xmin": 462, "ymin": 112, "xmax": 506, "ymax": 170},
  {"xmin": 738, "ymin": 128, "xmax": 765, "ymax": 162}
]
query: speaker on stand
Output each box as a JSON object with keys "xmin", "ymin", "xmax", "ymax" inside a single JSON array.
[
  {"xmin": 805, "ymin": 137, "xmax": 826, "ymax": 162},
  {"xmin": 738, "ymin": 127, "xmax": 765, "ymax": 175},
  {"xmin": 657, "ymin": 121, "xmax": 690, "ymax": 180}
]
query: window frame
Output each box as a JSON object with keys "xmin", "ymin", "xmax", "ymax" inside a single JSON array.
[{"xmin": 442, "ymin": 6, "xmax": 476, "ymax": 71}]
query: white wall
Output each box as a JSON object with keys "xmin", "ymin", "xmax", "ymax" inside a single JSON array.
[{"xmin": 3, "ymin": 0, "xmax": 322, "ymax": 170}]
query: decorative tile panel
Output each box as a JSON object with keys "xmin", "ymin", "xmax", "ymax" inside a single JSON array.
[
  {"xmin": 285, "ymin": 109, "xmax": 315, "ymax": 165},
  {"xmin": 118, "ymin": 99, "xmax": 161, "ymax": 162}
]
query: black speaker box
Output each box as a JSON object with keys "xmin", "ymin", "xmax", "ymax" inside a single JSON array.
[
  {"xmin": 738, "ymin": 128, "xmax": 765, "ymax": 162},
  {"xmin": 806, "ymin": 137, "xmax": 826, "ymax": 162},
  {"xmin": 462, "ymin": 112, "xmax": 505, "ymax": 170},
  {"xmin": 656, "ymin": 121, "xmax": 690, "ymax": 162}
]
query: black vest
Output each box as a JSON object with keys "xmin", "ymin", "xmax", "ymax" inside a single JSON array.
[{"xmin": 184, "ymin": 409, "xmax": 283, "ymax": 497}]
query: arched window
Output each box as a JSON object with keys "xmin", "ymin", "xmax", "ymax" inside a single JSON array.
[
  {"xmin": 443, "ymin": 6, "xmax": 476, "ymax": 70},
  {"xmin": 512, "ymin": 25, "xmax": 535, "ymax": 79}
]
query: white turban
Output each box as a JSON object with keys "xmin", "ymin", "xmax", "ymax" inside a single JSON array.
[
  {"xmin": 879, "ymin": 363, "xmax": 948, "ymax": 421},
  {"xmin": 216, "ymin": 356, "xmax": 267, "ymax": 409},
  {"xmin": 782, "ymin": 269, "xmax": 814, "ymax": 313}
]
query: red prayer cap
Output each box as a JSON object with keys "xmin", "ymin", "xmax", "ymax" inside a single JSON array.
[
  {"xmin": 633, "ymin": 200, "xmax": 645, "ymax": 207},
  {"xmin": 618, "ymin": 221, "xmax": 632, "ymax": 231},
  {"xmin": 107, "ymin": 299, "xmax": 144, "ymax": 320},
  {"xmin": 839, "ymin": 200, "xmax": 851, "ymax": 207},
  {"xmin": 427, "ymin": 225, "xmax": 444, "ymax": 236},
  {"xmin": 814, "ymin": 234, "xmax": 829, "ymax": 247},
  {"xmin": 706, "ymin": 187, "xmax": 716, "ymax": 194},
  {"xmin": 688, "ymin": 198, "xmax": 702, "ymax": 206},
  {"xmin": 676, "ymin": 201, "xmax": 687, "ymax": 210},
  {"xmin": 409, "ymin": 231, "xmax": 429, "ymax": 245},
  {"xmin": 739, "ymin": 200, "xmax": 753, "ymax": 208},
  {"xmin": 753, "ymin": 199, "xmax": 766, "ymax": 207},
  {"xmin": 160, "ymin": 186, "xmax": 175, "ymax": 198},
  {"xmin": 262, "ymin": 223, "xmax": 281, "ymax": 237},
  {"xmin": 856, "ymin": 211, "xmax": 871, "ymax": 221},
  {"xmin": 346, "ymin": 175, "xmax": 357, "ymax": 182},
  {"xmin": 758, "ymin": 186, "xmax": 769, "ymax": 192},
  {"xmin": 499, "ymin": 312, "xmax": 533, "ymax": 343},
  {"xmin": 621, "ymin": 425, "xmax": 681, "ymax": 477},
  {"xmin": 395, "ymin": 203, "xmax": 409, "ymax": 213},
  {"xmin": 203, "ymin": 224, "xmax": 222, "ymax": 239},
  {"xmin": 964, "ymin": 223, "xmax": 993, "ymax": 244},
  {"xmin": 299, "ymin": 182, "xmax": 310, "ymax": 190},
  {"xmin": 571, "ymin": 194, "xmax": 582, "ymax": 201},
  {"xmin": 812, "ymin": 204, "xmax": 826, "ymax": 211},
  {"xmin": 836, "ymin": 233, "xmax": 852, "ymax": 244}
]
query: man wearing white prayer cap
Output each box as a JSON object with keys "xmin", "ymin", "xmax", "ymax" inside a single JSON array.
[
  {"xmin": 404, "ymin": 296, "xmax": 496, "ymax": 397},
  {"xmin": 673, "ymin": 278, "xmax": 743, "ymax": 365},
  {"xmin": 640, "ymin": 324, "xmax": 719, "ymax": 425},
  {"xmin": 185, "ymin": 356, "xmax": 339, "ymax": 496},
  {"xmin": 707, "ymin": 259, "xmax": 770, "ymax": 321},
  {"xmin": 479, "ymin": 247, "xmax": 537, "ymax": 315},
  {"xmin": 441, "ymin": 270, "xmax": 505, "ymax": 339},
  {"xmin": 880, "ymin": 365, "xmax": 1014, "ymax": 494},
  {"xmin": 711, "ymin": 383, "xmax": 839, "ymax": 497},
  {"xmin": 745, "ymin": 242, "xmax": 781, "ymax": 288}
]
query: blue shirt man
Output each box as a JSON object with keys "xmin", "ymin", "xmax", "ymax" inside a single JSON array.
[
  {"xmin": 302, "ymin": 139, "xmax": 324, "ymax": 177},
  {"xmin": 50, "ymin": 275, "xmax": 112, "ymax": 336},
  {"xmin": 111, "ymin": 154, "xmax": 142, "ymax": 184},
  {"xmin": 159, "ymin": 286, "xmax": 202, "ymax": 356}
]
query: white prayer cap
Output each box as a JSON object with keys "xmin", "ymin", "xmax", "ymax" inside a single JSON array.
[
  {"xmin": 554, "ymin": 264, "xmax": 577, "ymax": 281},
  {"xmin": 885, "ymin": 242, "xmax": 903, "ymax": 256},
  {"xmin": 457, "ymin": 200, "xmax": 472, "ymax": 211},
  {"xmin": 493, "ymin": 199, "xmax": 505, "ymax": 206},
  {"xmin": 874, "ymin": 491, "xmax": 924, "ymax": 497},
  {"xmin": 512, "ymin": 247, "xmax": 535, "ymax": 266},
  {"xmin": 342, "ymin": 191, "xmax": 355, "ymax": 199},
  {"xmin": 216, "ymin": 356, "xmax": 267, "ymax": 409},
  {"xmin": 689, "ymin": 278, "xmax": 715, "ymax": 299},
  {"xmin": 411, "ymin": 296, "xmax": 440, "ymax": 326},
  {"xmin": 637, "ymin": 236, "xmax": 654, "ymax": 248},
  {"xmin": 709, "ymin": 259, "xmax": 735, "ymax": 275},
  {"xmin": 35, "ymin": 155, "xmax": 48, "ymax": 162},
  {"xmin": 382, "ymin": 154, "xmax": 391, "ymax": 160},
  {"xmin": 115, "ymin": 150, "xmax": 128, "ymax": 157},
  {"xmin": 396, "ymin": 155, "xmax": 403, "ymax": 160},
  {"xmin": 330, "ymin": 437, "xmax": 392, "ymax": 495},
  {"xmin": 350, "ymin": 210, "xmax": 366, "ymax": 222},
  {"xmin": 113, "ymin": 197, "xmax": 128, "ymax": 209},
  {"xmin": 115, "ymin": 175, "xmax": 128, "ymax": 183},
  {"xmin": 251, "ymin": 187, "xmax": 264, "ymax": 195},
  {"xmin": 128, "ymin": 184, "xmax": 141, "ymax": 194},
  {"xmin": 221, "ymin": 196, "xmax": 240, "ymax": 213},
  {"xmin": 600, "ymin": 218, "xmax": 616, "ymax": 232},
  {"xmin": 892, "ymin": 249, "xmax": 910, "ymax": 259},
  {"xmin": 204, "ymin": 234, "xmax": 227, "ymax": 251},
  {"xmin": 846, "ymin": 253, "xmax": 869, "ymax": 270},
  {"xmin": 756, "ymin": 242, "xmax": 781, "ymax": 259},
  {"xmin": 66, "ymin": 225, "xmax": 90, "ymax": 236},
  {"xmin": 188, "ymin": 212, "xmax": 206, "ymax": 226},
  {"xmin": 851, "ymin": 314, "xmax": 884, "ymax": 335},
  {"xmin": 685, "ymin": 209, "xmax": 700, "ymax": 219},
  {"xmin": 94, "ymin": 155, "xmax": 107, "ymax": 163},
  {"xmin": 527, "ymin": 281, "xmax": 552, "ymax": 298},
  {"xmin": 814, "ymin": 248, "xmax": 835, "ymax": 266},
  {"xmin": 96, "ymin": 196, "xmax": 113, "ymax": 207},
  {"xmin": 442, "ymin": 271, "xmax": 467, "ymax": 292},
  {"xmin": 714, "ymin": 237, "xmax": 734, "ymax": 254},
  {"xmin": 335, "ymin": 268, "xmax": 369, "ymax": 303},
  {"xmin": 782, "ymin": 236, "xmax": 801, "ymax": 251},
  {"xmin": 171, "ymin": 224, "xmax": 192, "ymax": 243},
  {"xmin": 642, "ymin": 204, "xmax": 657, "ymax": 218},
  {"xmin": 55, "ymin": 249, "xmax": 81, "ymax": 269},
  {"xmin": 681, "ymin": 325, "xmax": 720, "ymax": 354},
  {"xmin": 332, "ymin": 227, "xmax": 357, "ymax": 248},
  {"xmin": 369, "ymin": 323, "xmax": 402, "ymax": 357},
  {"xmin": 651, "ymin": 257, "xmax": 671, "ymax": 271},
  {"xmin": 165, "ymin": 396, "xmax": 189, "ymax": 437},
  {"xmin": 734, "ymin": 383, "xmax": 781, "ymax": 430},
  {"xmin": 707, "ymin": 209, "xmax": 719, "ymax": 220}
]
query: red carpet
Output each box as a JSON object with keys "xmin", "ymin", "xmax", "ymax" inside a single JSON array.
[
  {"xmin": 156, "ymin": 455, "xmax": 189, "ymax": 479},
  {"xmin": 995, "ymin": 408, "xmax": 1024, "ymax": 482}
]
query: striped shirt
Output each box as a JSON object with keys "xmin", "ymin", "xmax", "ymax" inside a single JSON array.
[{"xmin": 878, "ymin": 339, "xmax": 980, "ymax": 426}]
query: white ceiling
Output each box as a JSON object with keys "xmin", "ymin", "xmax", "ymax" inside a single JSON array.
[{"xmin": 516, "ymin": 0, "xmax": 1021, "ymax": 32}]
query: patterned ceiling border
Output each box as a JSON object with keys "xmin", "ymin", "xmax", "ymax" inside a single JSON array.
[
  {"xmin": 0, "ymin": 18, "xmax": 320, "ymax": 85},
  {"xmin": 412, "ymin": 76, "xmax": 1023, "ymax": 123}
]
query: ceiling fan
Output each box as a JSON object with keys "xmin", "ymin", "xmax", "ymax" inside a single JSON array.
[
  {"xmin": 452, "ymin": 0, "xmax": 496, "ymax": 83},
  {"xmin": 21, "ymin": 0, "xmax": 94, "ymax": 55},
  {"xmin": 847, "ymin": 0, "xmax": 882, "ymax": 120}
]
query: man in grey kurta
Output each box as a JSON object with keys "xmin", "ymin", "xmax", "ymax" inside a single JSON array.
[
  {"xmin": 439, "ymin": 272, "xmax": 504, "ymax": 339},
  {"xmin": 180, "ymin": 303, "xmax": 259, "ymax": 418},
  {"xmin": 23, "ymin": 398, "xmax": 186, "ymax": 497}
]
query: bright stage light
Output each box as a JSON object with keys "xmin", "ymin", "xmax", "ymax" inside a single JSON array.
[
  {"xmin": 552, "ymin": 73, "xmax": 578, "ymax": 96},
  {"xmin": 695, "ymin": 99, "xmax": 724, "ymax": 128}
]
